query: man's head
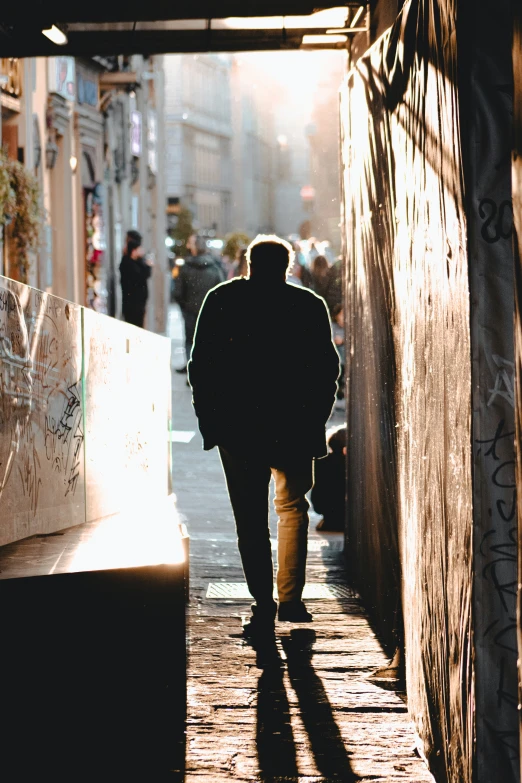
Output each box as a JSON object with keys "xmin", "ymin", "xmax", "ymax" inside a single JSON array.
[
  {"xmin": 127, "ymin": 230, "xmax": 143, "ymax": 259},
  {"xmin": 186, "ymin": 234, "xmax": 208, "ymax": 256},
  {"xmin": 247, "ymin": 235, "xmax": 294, "ymax": 281},
  {"xmin": 327, "ymin": 424, "xmax": 347, "ymax": 456}
]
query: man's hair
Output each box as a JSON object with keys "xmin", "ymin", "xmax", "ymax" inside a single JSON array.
[
  {"xmin": 327, "ymin": 424, "xmax": 347, "ymax": 454},
  {"xmin": 247, "ymin": 235, "xmax": 294, "ymax": 278},
  {"xmin": 127, "ymin": 229, "xmax": 142, "ymax": 255}
]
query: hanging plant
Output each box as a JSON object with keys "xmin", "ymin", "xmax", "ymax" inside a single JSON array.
[
  {"xmin": 0, "ymin": 148, "xmax": 41, "ymax": 283},
  {"xmin": 0, "ymin": 149, "xmax": 16, "ymax": 224}
]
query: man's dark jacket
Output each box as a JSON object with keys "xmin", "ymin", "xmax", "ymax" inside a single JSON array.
[
  {"xmin": 174, "ymin": 254, "xmax": 225, "ymax": 315},
  {"xmin": 188, "ymin": 277, "xmax": 340, "ymax": 462},
  {"xmin": 119, "ymin": 255, "xmax": 151, "ymax": 313}
]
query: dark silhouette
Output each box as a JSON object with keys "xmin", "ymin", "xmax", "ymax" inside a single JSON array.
[
  {"xmin": 281, "ymin": 629, "xmax": 359, "ymax": 781},
  {"xmin": 188, "ymin": 235, "xmax": 339, "ymax": 644},
  {"xmin": 174, "ymin": 233, "xmax": 225, "ymax": 372},
  {"xmin": 119, "ymin": 229, "xmax": 153, "ymax": 328},
  {"xmin": 256, "ymin": 666, "xmax": 298, "ymax": 778},
  {"xmin": 311, "ymin": 425, "xmax": 347, "ymax": 531},
  {"xmin": 331, "ymin": 303, "xmax": 345, "ymax": 399}
]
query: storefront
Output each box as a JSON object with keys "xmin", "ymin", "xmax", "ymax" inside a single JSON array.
[{"xmin": 75, "ymin": 59, "xmax": 107, "ymax": 313}]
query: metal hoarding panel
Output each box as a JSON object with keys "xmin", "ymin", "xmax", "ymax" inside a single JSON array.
[
  {"xmin": 341, "ymin": 1, "xmax": 474, "ymax": 779},
  {"xmin": 0, "ymin": 279, "xmax": 85, "ymax": 543},
  {"xmin": 83, "ymin": 309, "xmax": 171, "ymax": 523}
]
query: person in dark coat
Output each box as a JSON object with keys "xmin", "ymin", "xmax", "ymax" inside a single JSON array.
[
  {"xmin": 188, "ymin": 235, "xmax": 339, "ymax": 647},
  {"xmin": 311, "ymin": 425, "xmax": 347, "ymax": 531},
  {"xmin": 174, "ymin": 234, "xmax": 225, "ymax": 372},
  {"xmin": 119, "ymin": 230, "xmax": 153, "ymax": 328}
]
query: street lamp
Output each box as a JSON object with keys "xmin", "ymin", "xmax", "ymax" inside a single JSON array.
[{"xmin": 45, "ymin": 139, "xmax": 59, "ymax": 169}]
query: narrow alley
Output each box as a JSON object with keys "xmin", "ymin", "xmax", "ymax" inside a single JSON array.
[{"xmin": 169, "ymin": 305, "xmax": 433, "ymax": 782}]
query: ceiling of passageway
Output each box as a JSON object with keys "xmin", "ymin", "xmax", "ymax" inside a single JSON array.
[{"xmin": 0, "ymin": 3, "xmax": 368, "ymax": 56}]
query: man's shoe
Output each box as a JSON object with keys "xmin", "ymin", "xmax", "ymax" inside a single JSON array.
[
  {"xmin": 277, "ymin": 600, "xmax": 313, "ymax": 623},
  {"xmin": 242, "ymin": 614, "xmax": 275, "ymax": 639},
  {"xmin": 242, "ymin": 601, "xmax": 277, "ymax": 639},
  {"xmin": 175, "ymin": 365, "xmax": 188, "ymax": 374}
]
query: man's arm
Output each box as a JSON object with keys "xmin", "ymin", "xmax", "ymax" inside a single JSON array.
[
  {"xmin": 309, "ymin": 296, "xmax": 340, "ymax": 422},
  {"xmin": 187, "ymin": 290, "xmax": 221, "ymax": 446}
]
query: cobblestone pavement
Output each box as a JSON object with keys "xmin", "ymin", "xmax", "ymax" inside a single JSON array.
[{"xmin": 169, "ymin": 304, "xmax": 433, "ymax": 782}]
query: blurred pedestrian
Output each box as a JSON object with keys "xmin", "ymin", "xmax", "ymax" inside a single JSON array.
[
  {"xmin": 228, "ymin": 247, "xmax": 248, "ymax": 279},
  {"xmin": 324, "ymin": 256, "xmax": 343, "ymax": 315},
  {"xmin": 288, "ymin": 256, "xmax": 312, "ymax": 288},
  {"xmin": 119, "ymin": 229, "xmax": 153, "ymax": 328},
  {"xmin": 174, "ymin": 234, "xmax": 225, "ymax": 372},
  {"xmin": 292, "ymin": 241, "xmax": 307, "ymax": 268},
  {"xmin": 307, "ymin": 239, "xmax": 319, "ymax": 266},
  {"xmin": 188, "ymin": 235, "xmax": 340, "ymax": 654},
  {"xmin": 311, "ymin": 425, "xmax": 347, "ymax": 532},
  {"xmin": 309, "ymin": 255, "xmax": 330, "ymax": 300}
]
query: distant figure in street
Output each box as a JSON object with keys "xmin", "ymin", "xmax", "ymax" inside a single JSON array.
[
  {"xmin": 309, "ymin": 255, "xmax": 331, "ymax": 300},
  {"xmin": 119, "ymin": 229, "xmax": 153, "ymax": 328},
  {"xmin": 174, "ymin": 234, "xmax": 225, "ymax": 372},
  {"xmin": 228, "ymin": 247, "xmax": 248, "ymax": 280},
  {"xmin": 307, "ymin": 239, "xmax": 319, "ymax": 266},
  {"xmin": 325, "ymin": 256, "xmax": 343, "ymax": 315},
  {"xmin": 311, "ymin": 425, "xmax": 347, "ymax": 532},
  {"xmin": 287, "ymin": 256, "xmax": 312, "ymax": 288},
  {"xmin": 188, "ymin": 235, "xmax": 339, "ymax": 653}
]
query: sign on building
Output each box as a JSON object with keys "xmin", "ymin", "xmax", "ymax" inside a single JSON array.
[
  {"xmin": 76, "ymin": 65, "xmax": 99, "ymax": 107},
  {"xmin": 147, "ymin": 109, "xmax": 157, "ymax": 174},
  {"xmin": 48, "ymin": 57, "xmax": 76, "ymax": 101},
  {"xmin": 130, "ymin": 110, "xmax": 142, "ymax": 157}
]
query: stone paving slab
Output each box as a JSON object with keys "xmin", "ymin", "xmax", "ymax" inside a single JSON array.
[{"xmin": 169, "ymin": 305, "xmax": 434, "ymax": 782}]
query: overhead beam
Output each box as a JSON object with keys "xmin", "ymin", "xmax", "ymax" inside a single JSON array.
[
  {"xmin": 0, "ymin": 27, "xmax": 359, "ymax": 57},
  {"xmin": 3, "ymin": 2, "xmax": 367, "ymax": 25}
]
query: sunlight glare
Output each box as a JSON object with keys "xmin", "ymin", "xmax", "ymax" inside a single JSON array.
[
  {"xmin": 219, "ymin": 9, "xmax": 348, "ymax": 30},
  {"xmin": 69, "ymin": 495, "xmax": 185, "ymax": 572}
]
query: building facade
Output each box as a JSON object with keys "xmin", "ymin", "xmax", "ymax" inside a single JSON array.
[
  {"xmin": 307, "ymin": 51, "xmax": 346, "ymax": 252},
  {"xmin": 164, "ymin": 54, "xmax": 232, "ymax": 239},
  {"xmin": 0, "ymin": 55, "xmax": 168, "ymax": 334},
  {"xmin": 230, "ymin": 56, "xmax": 276, "ymax": 238}
]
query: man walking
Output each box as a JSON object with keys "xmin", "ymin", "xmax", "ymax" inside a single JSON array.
[
  {"xmin": 188, "ymin": 235, "xmax": 340, "ymax": 644},
  {"xmin": 174, "ymin": 234, "xmax": 225, "ymax": 372},
  {"xmin": 119, "ymin": 229, "xmax": 153, "ymax": 328}
]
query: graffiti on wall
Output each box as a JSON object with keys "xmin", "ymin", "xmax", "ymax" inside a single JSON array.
[{"xmin": 0, "ymin": 283, "xmax": 84, "ymax": 543}]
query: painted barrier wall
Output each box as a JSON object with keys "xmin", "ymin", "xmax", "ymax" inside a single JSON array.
[
  {"xmin": 0, "ymin": 276, "xmax": 171, "ymax": 545},
  {"xmin": 341, "ymin": 0, "xmax": 517, "ymax": 780},
  {"xmin": 465, "ymin": 1, "xmax": 517, "ymax": 775}
]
